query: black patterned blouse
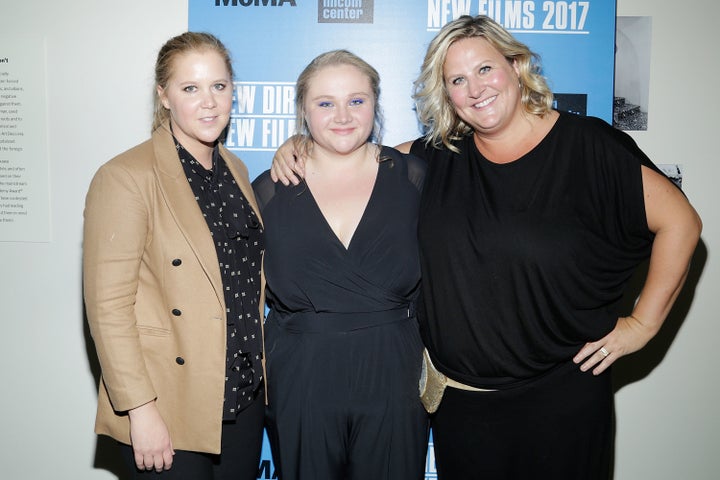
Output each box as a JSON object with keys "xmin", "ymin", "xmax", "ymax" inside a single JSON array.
[{"xmin": 175, "ymin": 137, "xmax": 264, "ymax": 420}]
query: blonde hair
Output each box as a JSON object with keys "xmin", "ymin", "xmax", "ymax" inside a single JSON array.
[
  {"xmin": 151, "ymin": 32, "xmax": 233, "ymax": 132},
  {"xmin": 413, "ymin": 15, "xmax": 553, "ymax": 152},
  {"xmin": 293, "ymin": 49, "xmax": 384, "ymax": 159}
]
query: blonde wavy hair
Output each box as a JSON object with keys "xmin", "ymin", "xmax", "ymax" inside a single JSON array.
[{"xmin": 413, "ymin": 15, "xmax": 553, "ymax": 152}]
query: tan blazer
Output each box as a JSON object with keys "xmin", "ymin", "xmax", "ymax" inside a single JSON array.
[{"xmin": 83, "ymin": 122, "xmax": 264, "ymax": 455}]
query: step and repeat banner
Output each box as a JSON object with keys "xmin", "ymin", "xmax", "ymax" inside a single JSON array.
[{"xmin": 189, "ymin": 1, "xmax": 616, "ymax": 478}]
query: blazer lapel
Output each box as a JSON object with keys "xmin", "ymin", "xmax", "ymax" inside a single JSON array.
[{"xmin": 152, "ymin": 123, "xmax": 224, "ymax": 300}]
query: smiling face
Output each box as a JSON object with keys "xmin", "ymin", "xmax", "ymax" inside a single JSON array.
[
  {"xmin": 443, "ymin": 36, "xmax": 522, "ymax": 137},
  {"xmin": 303, "ymin": 64, "xmax": 375, "ymax": 158},
  {"xmin": 157, "ymin": 49, "xmax": 232, "ymax": 160}
]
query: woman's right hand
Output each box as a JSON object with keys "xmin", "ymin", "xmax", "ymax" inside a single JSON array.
[
  {"xmin": 270, "ymin": 135, "xmax": 304, "ymax": 185},
  {"xmin": 128, "ymin": 400, "xmax": 175, "ymax": 472}
]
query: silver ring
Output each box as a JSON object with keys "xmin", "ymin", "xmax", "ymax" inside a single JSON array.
[{"xmin": 599, "ymin": 347, "xmax": 609, "ymax": 358}]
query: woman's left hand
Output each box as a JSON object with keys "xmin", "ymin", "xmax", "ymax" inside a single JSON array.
[{"xmin": 573, "ymin": 315, "xmax": 658, "ymax": 375}]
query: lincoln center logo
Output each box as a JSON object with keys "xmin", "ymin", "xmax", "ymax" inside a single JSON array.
[{"xmin": 318, "ymin": 0, "xmax": 373, "ymax": 23}]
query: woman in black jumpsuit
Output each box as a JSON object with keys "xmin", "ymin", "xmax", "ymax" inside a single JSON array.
[{"xmin": 253, "ymin": 50, "xmax": 428, "ymax": 480}]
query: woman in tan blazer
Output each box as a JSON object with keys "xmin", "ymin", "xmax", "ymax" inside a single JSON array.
[{"xmin": 83, "ymin": 32, "xmax": 265, "ymax": 479}]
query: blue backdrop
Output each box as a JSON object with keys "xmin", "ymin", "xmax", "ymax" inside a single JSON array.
[{"xmin": 189, "ymin": 1, "xmax": 616, "ymax": 477}]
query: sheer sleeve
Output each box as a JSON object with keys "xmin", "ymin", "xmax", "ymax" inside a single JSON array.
[
  {"xmin": 381, "ymin": 144, "xmax": 427, "ymax": 193},
  {"xmin": 251, "ymin": 170, "xmax": 277, "ymax": 213},
  {"xmin": 405, "ymin": 152, "xmax": 427, "ymax": 193},
  {"xmin": 409, "ymin": 137, "xmax": 428, "ymax": 161}
]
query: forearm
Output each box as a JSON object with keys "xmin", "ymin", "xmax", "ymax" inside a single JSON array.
[
  {"xmin": 630, "ymin": 165, "xmax": 703, "ymax": 339},
  {"xmin": 629, "ymin": 218, "xmax": 701, "ymax": 339}
]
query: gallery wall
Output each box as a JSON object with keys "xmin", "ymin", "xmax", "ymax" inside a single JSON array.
[{"xmin": 0, "ymin": 0, "xmax": 717, "ymax": 479}]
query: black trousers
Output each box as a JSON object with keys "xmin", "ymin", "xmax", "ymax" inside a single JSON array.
[
  {"xmin": 431, "ymin": 361, "xmax": 613, "ymax": 480},
  {"xmin": 119, "ymin": 391, "xmax": 265, "ymax": 480},
  {"xmin": 264, "ymin": 316, "xmax": 429, "ymax": 480}
]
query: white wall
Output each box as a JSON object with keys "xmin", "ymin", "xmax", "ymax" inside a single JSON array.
[
  {"xmin": 0, "ymin": 1, "xmax": 187, "ymax": 479},
  {"xmin": 0, "ymin": 1, "xmax": 716, "ymax": 479},
  {"xmin": 613, "ymin": 1, "xmax": 718, "ymax": 478},
  {"xmin": 615, "ymin": 16, "xmax": 652, "ymax": 112}
]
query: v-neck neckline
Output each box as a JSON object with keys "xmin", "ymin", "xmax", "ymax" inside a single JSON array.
[{"xmin": 304, "ymin": 159, "xmax": 382, "ymax": 252}]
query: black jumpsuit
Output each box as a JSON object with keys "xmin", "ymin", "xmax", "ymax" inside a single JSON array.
[{"xmin": 253, "ymin": 147, "xmax": 429, "ymax": 480}]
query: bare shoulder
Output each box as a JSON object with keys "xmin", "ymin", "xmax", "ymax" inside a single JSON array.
[{"xmin": 394, "ymin": 141, "xmax": 414, "ymax": 154}]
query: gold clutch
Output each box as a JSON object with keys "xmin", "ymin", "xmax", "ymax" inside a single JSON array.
[{"xmin": 419, "ymin": 348, "xmax": 448, "ymax": 414}]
